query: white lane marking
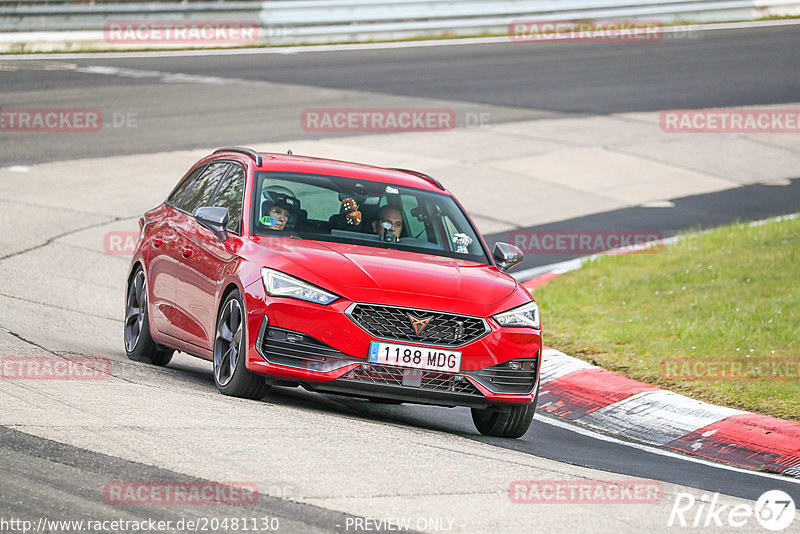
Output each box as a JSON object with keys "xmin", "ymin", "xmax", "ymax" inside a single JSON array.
[
  {"xmin": 0, "ymin": 61, "xmax": 245, "ymax": 85},
  {"xmin": 512, "ymin": 259, "xmax": 584, "ymax": 282},
  {"xmin": 748, "ymin": 212, "xmax": 799, "ymax": 227},
  {"xmin": 0, "ymin": 61, "xmax": 77, "ymax": 70},
  {"xmin": 0, "ymin": 19, "xmax": 799, "ymax": 60},
  {"xmin": 537, "ymin": 414, "xmax": 800, "ymax": 485},
  {"xmin": 74, "ymin": 65, "xmax": 231, "ymax": 85},
  {"xmin": 4, "ymin": 166, "xmax": 30, "ymax": 173},
  {"xmin": 640, "ymin": 200, "xmax": 675, "ymax": 208},
  {"xmin": 761, "ymin": 178, "xmax": 793, "ymax": 186}
]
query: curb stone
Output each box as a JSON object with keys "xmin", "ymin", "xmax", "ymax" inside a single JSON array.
[{"xmin": 537, "ymin": 346, "xmax": 800, "ymax": 477}]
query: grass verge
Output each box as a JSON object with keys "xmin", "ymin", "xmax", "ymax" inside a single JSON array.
[{"xmin": 533, "ymin": 215, "xmax": 799, "ymax": 421}]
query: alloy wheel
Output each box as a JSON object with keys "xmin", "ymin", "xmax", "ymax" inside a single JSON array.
[{"xmin": 214, "ymin": 298, "xmax": 243, "ymax": 387}]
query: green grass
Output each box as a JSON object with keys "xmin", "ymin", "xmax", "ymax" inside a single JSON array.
[{"xmin": 533, "ymin": 216, "xmax": 800, "ymax": 421}]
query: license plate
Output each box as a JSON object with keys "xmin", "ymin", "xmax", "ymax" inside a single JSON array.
[{"xmin": 368, "ymin": 341, "xmax": 461, "ymax": 373}]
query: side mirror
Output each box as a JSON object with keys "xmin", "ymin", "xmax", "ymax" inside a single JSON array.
[
  {"xmin": 195, "ymin": 206, "xmax": 229, "ymax": 241},
  {"xmin": 492, "ymin": 242, "xmax": 524, "ymax": 272}
]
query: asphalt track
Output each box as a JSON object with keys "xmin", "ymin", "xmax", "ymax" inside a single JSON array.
[
  {"xmin": 2, "ymin": 23, "xmax": 800, "ymax": 164},
  {"xmin": 1, "ymin": 23, "xmax": 800, "ymax": 533},
  {"xmin": 0, "ymin": 426, "xmax": 370, "ymax": 533}
]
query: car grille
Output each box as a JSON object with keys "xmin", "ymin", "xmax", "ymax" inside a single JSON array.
[
  {"xmin": 468, "ymin": 358, "xmax": 539, "ymax": 394},
  {"xmin": 259, "ymin": 326, "xmax": 356, "ymax": 373},
  {"xmin": 339, "ymin": 364, "xmax": 481, "ymax": 396},
  {"xmin": 346, "ymin": 303, "xmax": 488, "ymax": 347}
]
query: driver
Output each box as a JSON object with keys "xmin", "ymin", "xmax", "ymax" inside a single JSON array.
[
  {"xmin": 261, "ymin": 187, "xmax": 300, "ymax": 231},
  {"xmin": 264, "ymin": 204, "xmax": 290, "ymax": 231},
  {"xmin": 372, "ymin": 206, "xmax": 403, "ymax": 240}
]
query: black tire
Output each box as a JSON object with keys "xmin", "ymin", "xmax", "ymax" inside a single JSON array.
[
  {"xmin": 124, "ymin": 266, "xmax": 173, "ymax": 366},
  {"xmin": 213, "ymin": 290, "xmax": 268, "ymax": 399},
  {"xmin": 471, "ymin": 387, "xmax": 538, "ymax": 438}
]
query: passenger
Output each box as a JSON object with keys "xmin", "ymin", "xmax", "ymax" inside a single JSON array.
[{"xmin": 372, "ymin": 206, "xmax": 403, "ymax": 241}]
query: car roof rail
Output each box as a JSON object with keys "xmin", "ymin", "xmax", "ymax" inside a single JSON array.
[
  {"xmin": 388, "ymin": 168, "xmax": 445, "ymax": 191},
  {"xmin": 213, "ymin": 147, "xmax": 262, "ymax": 167}
]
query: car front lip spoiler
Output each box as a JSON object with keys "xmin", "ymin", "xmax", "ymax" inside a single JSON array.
[{"xmin": 304, "ymin": 379, "xmax": 490, "ymax": 409}]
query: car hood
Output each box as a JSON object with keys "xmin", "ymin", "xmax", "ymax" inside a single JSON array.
[{"xmin": 251, "ymin": 237, "xmax": 520, "ymax": 312}]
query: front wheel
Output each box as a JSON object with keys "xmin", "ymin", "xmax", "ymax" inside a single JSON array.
[
  {"xmin": 471, "ymin": 402, "xmax": 535, "ymax": 438},
  {"xmin": 124, "ymin": 267, "xmax": 173, "ymax": 366},
  {"xmin": 213, "ymin": 290, "xmax": 268, "ymax": 400}
]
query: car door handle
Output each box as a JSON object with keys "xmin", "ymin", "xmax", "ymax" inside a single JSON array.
[
  {"xmin": 153, "ymin": 236, "xmax": 164, "ymax": 248},
  {"xmin": 181, "ymin": 246, "xmax": 194, "ymax": 258}
]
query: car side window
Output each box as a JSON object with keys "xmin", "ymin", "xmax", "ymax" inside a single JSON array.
[
  {"xmin": 212, "ymin": 164, "xmax": 246, "ymax": 234},
  {"xmin": 259, "ymin": 179, "xmax": 340, "ymax": 222},
  {"xmin": 166, "ymin": 165, "xmax": 205, "ymax": 207},
  {"xmin": 181, "ymin": 162, "xmax": 230, "ymax": 215}
]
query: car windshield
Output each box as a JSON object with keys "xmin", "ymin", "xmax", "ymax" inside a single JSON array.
[{"xmin": 252, "ymin": 171, "xmax": 489, "ymax": 264}]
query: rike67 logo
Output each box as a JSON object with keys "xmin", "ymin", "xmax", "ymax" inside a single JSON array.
[{"xmin": 669, "ymin": 490, "xmax": 796, "ymax": 531}]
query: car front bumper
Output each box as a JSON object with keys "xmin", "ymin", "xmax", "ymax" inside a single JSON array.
[{"xmin": 243, "ymin": 292, "xmax": 541, "ymax": 407}]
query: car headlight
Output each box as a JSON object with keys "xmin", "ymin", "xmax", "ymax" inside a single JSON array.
[
  {"xmin": 493, "ymin": 301, "xmax": 540, "ymax": 329},
  {"xmin": 261, "ymin": 268, "xmax": 339, "ymax": 305}
]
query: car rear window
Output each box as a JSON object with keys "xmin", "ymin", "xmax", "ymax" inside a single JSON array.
[
  {"xmin": 211, "ymin": 164, "xmax": 246, "ymax": 234},
  {"xmin": 166, "ymin": 164, "xmax": 206, "ymax": 207},
  {"xmin": 181, "ymin": 163, "xmax": 230, "ymax": 215}
]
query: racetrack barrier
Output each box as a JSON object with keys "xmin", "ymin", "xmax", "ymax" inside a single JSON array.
[{"xmin": 1, "ymin": 0, "xmax": 799, "ymax": 52}]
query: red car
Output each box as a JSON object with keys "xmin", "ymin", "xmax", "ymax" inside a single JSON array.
[{"xmin": 125, "ymin": 147, "xmax": 542, "ymax": 438}]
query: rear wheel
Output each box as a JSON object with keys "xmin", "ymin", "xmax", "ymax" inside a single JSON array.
[
  {"xmin": 213, "ymin": 290, "xmax": 268, "ymax": 399},
  {"xmin": 124, "ymin": 267, "xmax": 173, "ymax": 366}
]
